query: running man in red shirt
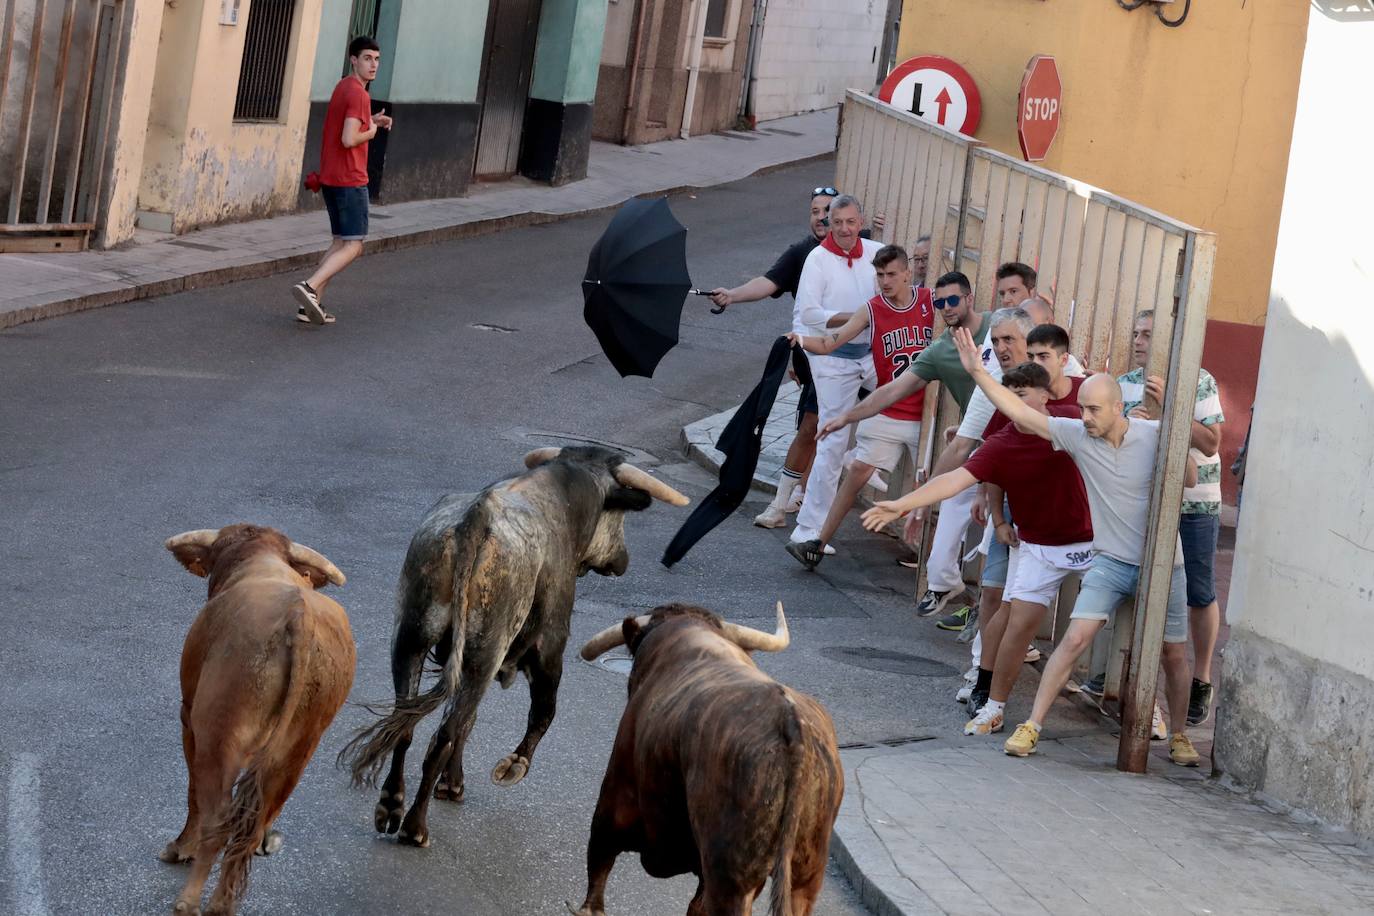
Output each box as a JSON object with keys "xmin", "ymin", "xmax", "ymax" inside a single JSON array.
[
  {"xmin": 292, "ymin": 36, "xmax": 393, "ymax": 325},
  {"xmin": 784, "ymin": 244, "xmax": 934, "ymax": 568},
  {"xmin": 862, "ymin": 362, "xmax": 1093, "ymax": 737}
]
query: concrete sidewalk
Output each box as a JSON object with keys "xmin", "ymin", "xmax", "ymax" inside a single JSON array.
[{"xmin": 0, "ymin": 109, "xmax": 836, "ymax": 330}]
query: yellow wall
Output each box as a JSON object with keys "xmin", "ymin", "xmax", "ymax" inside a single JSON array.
[
  {"xmin": 895, "ymin": 0, "xmax": 1309, "ymax": 326},
  {"xmin": 98, "ymin": 0, "xmax": 167, "ymax": 247},
  {"xmin": 137, "ymin": 0, "xmax": 323, "ymax": 234}
]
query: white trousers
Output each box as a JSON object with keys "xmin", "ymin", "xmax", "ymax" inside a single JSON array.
[
  {"xmin": 924, "ymin": 483, "xmax": 977, "ymax": 592},
  {"xmin": 791, "ymin": 352, "xmax": 876, "ymax": 542}
]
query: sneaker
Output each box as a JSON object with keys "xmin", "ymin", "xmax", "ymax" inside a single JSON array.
[
  {"xmin": 1151, "ymin": 704, "xmax": 1168, "ymax": 741},
  {"xmin": 967, "ymin": 688, "xmax": 988, "ymax": 717},
  {"xmin": 935, "ymin": 605, "xmax": 971, "ymax": 632},
  {"xmin": 1023, "ymin": 644, "xmax": 1042, "ymax": 664},
  {"xmin": 868, "ymin": 472, "xmax": 888, "ymax": 494},
  {"xmin": 295, "ymin": 305, "xmax": 335, "ymax": 324},
  {"xmin": 1187, "ymin": 678, "xmax": 1214, "ymax": 727},
  {"xmin": 292, "ymin": 281, "xmax": 326, "ymax": 324},
  {"xmin": 896, "ymin": 553, "xmax": 921, "ymax": 570},
  {"xmin": 916, "ymin": 589, "xmax": 956, "ymax": 618},
  {"xmin": 784, "ymin": 488, "xmax": 805, "ymax": 514},
  {"xmin": 785, "ymin": 538, "xmax": 825, "ymax": 570},
  {"xmin": 955, "ymin": 604, "xmax": 980, "ymax": 643},
  {"xmin": 965, "ymin": 704, "xmax": 1005, "ymax": 735},
  {"xmin": 955, "ymin": 682, "xmax": 974, "ymax": 704},
  {"xmin": 1169, "ymin": 733, "xmax": 1201, "ymax": 767},
  {"xmin": 1080, "ymin": 674, "xmax": 1106, "ymax": 698},
  {"xmin": 1004, "ymin": 722, "xmax": 1040, "ymax": 757},
  {"xmin": 754, "ymin": 505, "xmax": 787, "ymax": 529}
]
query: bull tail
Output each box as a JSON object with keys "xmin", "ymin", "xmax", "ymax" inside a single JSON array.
[
  {"xmin": 337, "ymin": 520, "xmax": 480, "ymax": 788},
  {"xmin": 211, "ymin": 601, "xmax": 314, "ymax": 904},
  {"xmin": 769, "ymin": 690, "xmax": 805, "ymax": 916}
]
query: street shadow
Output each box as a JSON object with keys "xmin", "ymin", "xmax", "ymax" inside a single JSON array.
[{"xmin": 1311, "ymin": 0, "xmax": 1374, "ymax": 21}]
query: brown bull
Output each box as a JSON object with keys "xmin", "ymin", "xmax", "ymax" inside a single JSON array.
[
  {"xmin": 573, "ymin": 603, "xmax": 843, "ymax": 916},
  {"xmin": 161, "ymin": 524, "xmax": 356, "ymax": 916}
]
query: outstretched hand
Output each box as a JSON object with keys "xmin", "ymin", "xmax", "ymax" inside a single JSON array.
[
  {"xmin": 861, "ymin": 501, "xmax": 903, "ymax": 532},
  {"xmin": 816, "ymin": 415, "xmax": 848, "ymax": 441}
]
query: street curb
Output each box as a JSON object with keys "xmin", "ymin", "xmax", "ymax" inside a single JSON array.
[
  {"xmin": 0, "ymin": 151, "xmax": 833, "ymax": 332},
  {"xmin": 829, "ymin": 825, "xmax": 912, "ymax": 916}
]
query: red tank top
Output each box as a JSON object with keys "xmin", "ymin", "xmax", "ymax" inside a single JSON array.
[{"xmin": 867, "ymin": 288, "xmax": 935, "ymax": 421}]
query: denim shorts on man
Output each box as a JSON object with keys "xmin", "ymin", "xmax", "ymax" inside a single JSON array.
[
  {"xmin": 979, "ymin": 498, "xmax": 1013, "ymax": 588},
  {"xmin": 1178, "ymin": 512, "xmax": 1219, "ymax": 607},
  {"xmin": 1070, "ymin": 553, "xmax": 1189, "ymax": 643},
  {"xmin": 321, "ymin": 184, "xmax": 369, "ymax": 241}
]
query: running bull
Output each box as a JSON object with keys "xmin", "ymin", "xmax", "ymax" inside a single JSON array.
[
  {"xmin": 340, "ymin": 445, "xmax": 689, "ymax": 847},
  {"xmin": 161, "ymin": 524, "xmax": 355, "ymax": 916},
  {"xmin": 573, "ymin": 602, "xmax": 844, "ymax": 916}
]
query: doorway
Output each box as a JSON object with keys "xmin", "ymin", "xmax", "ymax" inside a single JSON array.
[{"xmin": 473, "ymin": 0, "xmax": 543, "ymax": 179}]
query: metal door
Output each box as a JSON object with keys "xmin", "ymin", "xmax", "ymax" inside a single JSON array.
[
  {"xmin": 0, "ymin": 0, "xmax": 125, "ymax": 251},
  {"xmin": 473, "ymin": 0, "xmax": 542, "ymax": 179}
]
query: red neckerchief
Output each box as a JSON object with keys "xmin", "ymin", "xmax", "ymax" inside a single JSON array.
[{"xmin": 821, "ymin": 233, "xmax": 863, "ymax": 267}]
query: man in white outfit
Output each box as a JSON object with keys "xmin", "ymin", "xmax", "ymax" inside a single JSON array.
[{"xmin": 788, "ymin": 195, "xmax": 882, "ymax": 547}]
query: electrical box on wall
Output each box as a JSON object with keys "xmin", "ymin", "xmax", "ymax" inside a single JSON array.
[{"xmin": 220, "ymin": 0, "xmax": 241, "ymax": 25}]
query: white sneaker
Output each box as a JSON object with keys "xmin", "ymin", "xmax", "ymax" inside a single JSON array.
[
  {"xmin": 784, "ymin": 488, "xmax": 805, "ymax": 514},
  {"xmin": 1024, "ymin": 644, "xmax": 1042, "ymax": 664},
  {"xmin": 754, "ymin": 505, "xmax": 787, "ymax": 528},
  {"xmin": 965, "ymin": 704, "xmax": 1005, "ymax": 735},
  {"xmin": 1152, "ymin": 704, "xmax": 1168, "ymax": 740},
  {"xmin": 956, "ymin": 682, "xmax": 974, "ymax": 704},
  {"xmin": 868, "ymin": 472, "xmax": 888, "ymax": 494}
]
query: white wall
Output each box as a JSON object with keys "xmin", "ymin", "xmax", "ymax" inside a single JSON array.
[
  {"xmin": 1227, "ymin": 7, "xmax": 1374, "ymax": 680},
  {"xmin": 750, "ymin": 0, "xmax": 885, "ymax": 121}
]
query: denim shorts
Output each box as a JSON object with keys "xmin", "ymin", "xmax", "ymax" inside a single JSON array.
[
  {"xmin": 980, "ymin": 499, "xmax": 1012, "ymax": 588},
  {"xmin": 1179, "ymin": 512, "xmax": 1219, "ymax": 607},
  {"xmin": 1069, "ymin": 553, "xmax": 1189, "ymax": 643},
  {"xmin": 322, "ymin": 184, "xmax": 369, "ymax": 240}
]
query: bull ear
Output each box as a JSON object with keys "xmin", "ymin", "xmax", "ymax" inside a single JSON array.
[
  {"xmin": 621, "ymin": 615, "xmax": 645, "ymax": 653},
  {"xmin": 287, "ymin": 542, "xmax": 346, "ymax": 589},
  {"xmin": 165, "ymin": 529, "xmax": 219, "ymax": 578},
  {"xmin": 604, "ymin": 485, "xmax": 652, "ymax": 513}
]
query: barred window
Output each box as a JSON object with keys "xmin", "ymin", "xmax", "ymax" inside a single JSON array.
[{"xmin": 233, "ymin": 0, "xmax": 299, "ymax": 121}]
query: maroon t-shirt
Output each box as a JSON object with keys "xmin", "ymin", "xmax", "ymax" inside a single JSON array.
[
  {"xmin": 982, "ymin": 374, "xmax": 1084, "ymax": 441},
  {"xmin": 319, "ymin": 77, "xmax": 371, "ymax": 187},
  {"xmin": 964, "ymin": 404, "xmax": 1092, "ymax": 546}
]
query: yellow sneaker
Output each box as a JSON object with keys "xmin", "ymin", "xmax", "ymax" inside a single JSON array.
[
  {"xmin": 1169, "ymin": 733, "xmax": 1200, "ymax": 767},
  {"xmin": 1004, "ymin": 722, "xmax": 1040, "ymax": 757}
]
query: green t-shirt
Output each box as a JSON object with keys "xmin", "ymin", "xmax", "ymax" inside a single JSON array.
[{"xmin": 911, "ymin": 312, "xmax": 991, "ymax": 414}]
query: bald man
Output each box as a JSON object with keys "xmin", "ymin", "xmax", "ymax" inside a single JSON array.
[{"xmin": 949, "ymin": 328, "xmax": 1203, "ymax": 767}]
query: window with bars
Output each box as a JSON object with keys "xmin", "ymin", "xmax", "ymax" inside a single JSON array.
[{"xmin": 233, "ymin": 0, "xmax": 299, "ymax": 121}]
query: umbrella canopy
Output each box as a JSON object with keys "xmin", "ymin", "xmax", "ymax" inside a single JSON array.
[{"xmin": 583, "ymin": 197, "xmax": 692, "ymax": 378}]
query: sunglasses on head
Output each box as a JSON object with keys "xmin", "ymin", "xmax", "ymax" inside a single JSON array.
[
  {"xmin": 932, "ymin": 294, "xmax": 963, "ymax": 309},
  {"xmin": 811, "ymin": 186, "xmax": 839, "ymax": 199}
]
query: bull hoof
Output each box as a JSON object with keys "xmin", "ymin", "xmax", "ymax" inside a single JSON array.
[
  {"xmin": 255, "ymin": 829, "xmax": 284, "ymax": 856},
  {"xmin": 491, "ymin": 753, "xmax": 530, "ymax": 786},
  {"xmin": 158, "ymin": 842, "xmax": 190, "ymax": 864},
  {"xmin": 374, "ymin": 793, "xmax": 405, "ymax": 834},
  {"xmin": 566, "ymin": 902, "xmax": 604, "ymax": 916},
  {"xmin": 396, "ymin": 826, "xmax": 430, "ymax": 848},
  {"xmin": 172, "ymin": 897, "xmax": 201, "ymax": 915},
  {"xmin": 433, "ymin": 776, "xmax": 465, "ymax": 802}
]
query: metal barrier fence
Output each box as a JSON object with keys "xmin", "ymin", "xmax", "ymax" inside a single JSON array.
[{"xmin": 836, "ymin": 90, "xmax": 1216, "ymax": 771}]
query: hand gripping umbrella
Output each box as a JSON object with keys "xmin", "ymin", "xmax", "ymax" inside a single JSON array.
[{"xmin": 583, "ymin": 197, "xmax": 711, "ymax": 378}]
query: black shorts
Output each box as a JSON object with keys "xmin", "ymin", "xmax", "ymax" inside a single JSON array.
[{"xmin": 796, "ymin": 378, "xmax": 818, "ymax": 428}]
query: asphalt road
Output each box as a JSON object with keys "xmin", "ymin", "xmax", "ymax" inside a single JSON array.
[{"xmin": 0, "ymin": 161, "xmax": 1092, "ymax": 915}]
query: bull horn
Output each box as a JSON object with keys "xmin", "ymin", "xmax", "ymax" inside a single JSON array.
[
  {"xmin": 579, "ymin": 615, "xmax": 650, "ymax": 661},
  {"xmin": 524, "ymin": 447, "xmax": 563, "ymax": 468},
  {"xmin": 288, "ymin": 542, "xmax": 347, "ymax": 587},
  {"xmin": 613, "ymin": 463, "xmax": 690, "ymax": 507},
  {"xmin": 164, "ymin": 529, "xmax": 220, "ymax": 551},
  {"xmin": 720, "ymin": 601, "xmax": 790, "ymax": 653}
]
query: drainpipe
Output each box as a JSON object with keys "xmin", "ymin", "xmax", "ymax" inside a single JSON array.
[
  {"xmin": 737, "ymin": 0, "xmax": 767, "ymax": 127},
  {"xmin": 620, "ymin": 0, "xmax": 651, "ymax": 144},
  {"xmin": 679, "ymin": 0, "xmax": 710, "ymax": 139}
]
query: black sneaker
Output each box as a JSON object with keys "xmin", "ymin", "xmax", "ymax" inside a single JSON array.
[
  {"xmin": 292, "ymin": 280, "xmax": 327, "ymax": 324},
  {"xmin": 896, "ymin": 553, "xmax": 921, "ymax": 570},
  {"xmin": 935, "ymin": 605, "xmax": 971, "ymax": 632},
  {"xmin": 1187, "ymin": 678, "xmax": 1214, "ymax": 726},
  {"xmin": 967, "ymin": 688, "xmax": 989, "ymax": 718},
  {"xmin": 955, "ymin": 603, "xmax": 980, "ymax": 643},
  {"xmin": 785, "ymin": 538, "xmax": 825, "ymax": 570},
  {"xmin": 916, "ymin": 588, "xmax": 955, "ymax": 617},
  {"xmin": 1080, "ymin": 674, "xmax": 1105, "ymax": 698},
  {"xmin": 296, "ymin": 305, "xmax": 335, "ymax": 324}
]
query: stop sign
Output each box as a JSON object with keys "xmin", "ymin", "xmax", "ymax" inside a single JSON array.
[{"xmin": 1017, "ymin": 55, "xmax": 1061, "ymax": 162}]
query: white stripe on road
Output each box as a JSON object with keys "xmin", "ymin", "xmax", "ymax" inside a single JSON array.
[{"xmin": 6, "ymin": 753, "xmax": 51, "ymax": 916}]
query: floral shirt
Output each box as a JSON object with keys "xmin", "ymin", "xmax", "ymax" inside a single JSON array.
[{"xmin": 1119, "ymin": 367, "xmax": 1225, "ymax": 515}]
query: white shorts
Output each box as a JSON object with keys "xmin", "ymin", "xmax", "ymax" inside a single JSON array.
[
  {"xmin": 1004, "ymin": 540, "xmax": 1095, "ymax": 608},
  {"xmin": 852, "ymin": 414, "xmax": 922, "ymax": 473}
]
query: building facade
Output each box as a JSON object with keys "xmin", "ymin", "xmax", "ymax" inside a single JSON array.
[{"xmin": 1216, "ymin": 2, "xmax": 1374, "ymax": 844}]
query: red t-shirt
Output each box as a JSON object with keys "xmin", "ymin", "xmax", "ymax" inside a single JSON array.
[
  {"xmin": 963, "ymin": 404, "xmax": 1092, "ymax": 546},
  {"xmin": 319, "ymin": 77, "xmax": 371, "ymax": 188},
  {"xmin": 866, "ymin": 287, "xmax": 935, "ymax": 421},
  {"xmin": 982, "ymin": 374, "xmax": 1084, "ymax": 440}
]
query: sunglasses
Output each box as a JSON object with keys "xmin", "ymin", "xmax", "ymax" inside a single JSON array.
[
  {"xmin": 932, "ymin": 294, "xmax": 963, "ymax": 309},
  {"xmin": 811, "ymin": 186, "xmax": 839, "ymax": 199}
]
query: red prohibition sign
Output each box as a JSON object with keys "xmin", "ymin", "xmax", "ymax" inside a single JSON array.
[{"xmin": 877, "ymin": 55, "xmax": 983, "ymax": 137}]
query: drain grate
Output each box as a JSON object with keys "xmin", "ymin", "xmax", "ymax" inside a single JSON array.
[{"xmin": 821, "ymin": 646, "xmax": 960, "ymax": 678}]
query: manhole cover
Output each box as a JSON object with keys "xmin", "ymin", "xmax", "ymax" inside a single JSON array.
[
  {"xmin": 590, "ymin": 654, "xmax": 634, "ymax": 676},
  {"xmin": 821, "ymin": 647, "xmax": 959, "ymax": 678}
]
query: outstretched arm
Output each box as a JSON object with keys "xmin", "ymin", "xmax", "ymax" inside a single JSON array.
[
  {"xmin": 862, "ymin": 468, "xmax": 978, "ymax": 531},
  {"xmin": 709, "ymin": 276, "xmax": 779, "ymax": 308},
  {"xmin": 788, "ymin": 307, "xmax": 871, "ymax": 355},
  {"xmin": 952, "ymin": 328, "xmax": 1050, "ymax": 441},
  {"xmin": 817, "ymin": 371, "xmax": 928, "ymax": 440}
]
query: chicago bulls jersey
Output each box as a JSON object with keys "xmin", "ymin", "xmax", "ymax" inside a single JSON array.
[{"xmin": 867, "ymin": 287, "xmax": 935, "ymax": 421}]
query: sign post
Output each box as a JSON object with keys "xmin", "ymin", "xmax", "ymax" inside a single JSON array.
[
  {"xmin": 877, "ymin": 55, "xmax": 982, "ymax": 137},
  {"xmin": 1017, "ymin": 55, "xmax": 1062, "ymax": 162}
]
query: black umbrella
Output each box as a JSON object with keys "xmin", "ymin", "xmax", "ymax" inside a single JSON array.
[{"xmin": 583, "ymin": 197, "xmax": 709, "ymax": 378}]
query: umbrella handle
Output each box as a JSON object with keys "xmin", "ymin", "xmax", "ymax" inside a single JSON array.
[{"xmin": 690, "ymin": 288, "xmax": 728, "ymax": 314}]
